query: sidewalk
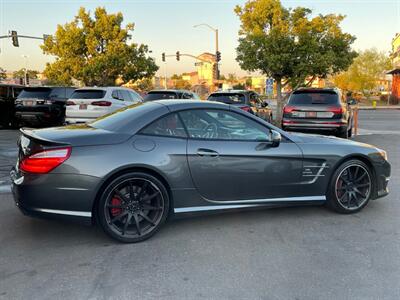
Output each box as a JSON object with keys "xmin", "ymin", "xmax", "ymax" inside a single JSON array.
[{"xmin": 356, "ymin": 105, "xmax": 400, "ymax": 110}]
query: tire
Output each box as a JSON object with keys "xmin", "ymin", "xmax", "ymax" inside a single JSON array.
[
  {"xmin": 337, "ymin": 128, "xmax": 348, "ymax": 139},
  {"xmin": 97, "ymin": 172, "xmax": 170, "ymax": 243},
  {"xmin": 326, "ymin": 159, "xmax": 373, "ymax": 214}
]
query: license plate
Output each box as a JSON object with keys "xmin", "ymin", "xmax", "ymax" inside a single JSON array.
[
  {"xmin": 79, "ymin": 104, "xmax": 87, "ymax": 110},
  {"xmin": 306, "ymin": 111, "xmax": 317, "ymax": 118},
  {"xmin": 25, "ymin": 101, "xmax": 33, "ymax": 106}
]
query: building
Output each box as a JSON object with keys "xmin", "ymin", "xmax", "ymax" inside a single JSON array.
[
  {"xmin": 196, "ymin": 52, "xmax": 217, "ymax": 87},
  {"xmin": 388, "ymin": 33, "xmax": 400, "ymax": 104}
]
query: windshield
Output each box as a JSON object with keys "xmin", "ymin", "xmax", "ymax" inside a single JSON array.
[
  {"xmin": 289, "ymin": 91, "xmax": 339, "ymax": 105},
  {"xmin": 144, "ymin": 92, "xmax": 178, "ymax": 101},
  {"xmin": 208, "ymin": 93, "xmax": 246, "ymax": 104},
  {"xmin": 70, "ymin": 89, "xmax": 106, "ymax": 99},
  {"xmin": 18, "ymin": 88, "xmax": 52, "ymax": 99}
]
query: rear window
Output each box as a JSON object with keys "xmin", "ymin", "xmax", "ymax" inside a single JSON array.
[
  {"xmin": 144, "ymin": 92, "xmax": 178, "ymax": 101},
  {"xmin": 208, "ymin": 93, "xmax": 246, "ymax": 104},
  {"xmin": 70, "ymin": 89, "xmax": 106, "ymax": 99},
  {"xmin": 18, "ymin": 88, "xmax": 52, "ymax": 99},
  {"xmin": 289, "ymin": 91, "xmax": 339, "ymax": 105},
  {"xmin": 90, "ymin": 102, "xmax": 160, "ymax": 132}
]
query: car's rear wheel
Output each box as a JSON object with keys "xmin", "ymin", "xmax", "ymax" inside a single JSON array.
[
  {"xmin": 97, "ymin": 172, "xmax": 169, "ymax": 243},
  {"xmin": 337, "ymin": 128, "xmax": 348, "ymax": 139},
  {"xmin": 326, "ymin": 159, "xmax": 373, "ymax": 214}
]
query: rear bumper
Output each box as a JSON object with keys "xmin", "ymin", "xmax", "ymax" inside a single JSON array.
[
  {"xmin": 65, "ymin": 117, "xmax": 97, "ymax": 124},
  {"xmin": 282, "ymin": 119, "xmax": 347, "ymax": 131},
  {"xmin": 15, "ymin": 105, "xmax": 63, "ymax": 123},
  {"xmin": 10, "ymin": 168, "xmax": 100, "ymax": 223}
]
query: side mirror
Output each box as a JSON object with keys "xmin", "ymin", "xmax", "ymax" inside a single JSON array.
[
  {"xmin": 261, "ymin": 101, "xmax": 268, "ymax": 108},
  {"xmin": 270, "ymin": 130, "xmax": 281, "ymax": 147}
]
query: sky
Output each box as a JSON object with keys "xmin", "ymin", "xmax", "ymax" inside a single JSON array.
[{"xmin": 0, "ymin": 0, "xmax": 399, "ymax": 77}]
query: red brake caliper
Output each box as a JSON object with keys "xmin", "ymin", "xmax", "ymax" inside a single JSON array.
[{"xmin": 111, "ymin": 196, "xmax": 122, "ymax": 216}]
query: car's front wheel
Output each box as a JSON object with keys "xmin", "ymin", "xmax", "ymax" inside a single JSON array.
[
  {"xmin": 97, "ymin": 172, "xmax": 170, "ymax": 243},
  {"xmin": 326, "ymin": 159, "xmax": 373, "ymax": 214}
]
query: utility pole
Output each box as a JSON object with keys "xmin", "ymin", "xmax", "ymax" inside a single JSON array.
[{"xmin": 21, "ymin": 55, "xmax": 29, "ymax": 85}]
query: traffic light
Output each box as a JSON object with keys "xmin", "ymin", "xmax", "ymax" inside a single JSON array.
[
  {"xmin": 212, "ymin": 64, "xmax": 218, "ymax": 80},
  {"xmin": 43, "ymin": 34, "xmax": 51, "ymax": 42},
  {"xmin": 216, "ymin": 51, "xmax": 221, "ymax": 62},
  {"xmin": 19, "ymin": 77, "xmax": 23, "ymax": 85},
  {"xmin": 11, "ymin": 31, "xmax": 19, "ymax": 47},
  {"xmin": 26, "ymin": 74, "xmax": 29, "ymax": 85},
  {"xmin": 162, "ymin": 52, "xmax": 165, "ymax": 62},
  {"xmin": 176, "ymin": 51, "xmax": 180, "ymax": 61}
]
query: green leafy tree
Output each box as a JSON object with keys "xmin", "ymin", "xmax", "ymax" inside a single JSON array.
[
  {"xmin": 135, "ymin": 78, "xmax": 154, "ymax": 92},
  {"xmin": 235, "ymin": 0, "xmax": 357, "ymax": 121},
  {"xmin": 0, "ymin": 68, "xmax": 6, "ymax": 80},
  {"xmin": 13, "ymin": 69, "xmax": 39, "ymax": 79},
  {"xmin": 41, "ymin": 7, "xmax": 158, "ymax": 86},
  {"xmin": 333, "ymin": 49, "xmax": 392, "ymax": 95}
]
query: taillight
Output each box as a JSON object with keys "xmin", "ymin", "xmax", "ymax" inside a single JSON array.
[
  {"xmin": 92, "ymin": 101, "xmax": 112, "ymax": 107},
  {"xmin": 19, "ymin": 147, "xmax": 71, "ymax": 174},
  {"xmin": 240, "ymin": 106, "xmax": 251, "ymax": 112},
  {"xmin": 328, "ymin": 106, "xmax": 343, "ymax": 115},
  {"xmin": 283, "ymin": 106, "xmax": 295, "ymax": 114},
  {"xmin": 66, "ymin": 100, "xmax": 75, "ymax": 106}
]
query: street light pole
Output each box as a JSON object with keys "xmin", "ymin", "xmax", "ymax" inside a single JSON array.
[
  {"xmin": 21, "ymin": 55, "xmax": 29, "ymax": 85},
  {"xmin": 193, "ymin": 23, "xmax": 219, "ymax": 80}
]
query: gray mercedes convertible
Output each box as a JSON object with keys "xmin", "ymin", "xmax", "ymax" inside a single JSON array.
[{"xmin": 11, "ymin": 100, "xmax": 390, "ymax": 242}]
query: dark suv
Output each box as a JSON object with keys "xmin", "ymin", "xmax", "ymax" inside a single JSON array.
[
  {"xmin": 0, "ymin": 84, "xmax": 24, "ymax": 128},
  {"xmin": 15, "ymin": 86, "xmax": 75, "ymax": 126},
  {"xmin": 282, "ymin": 88, "xmax": 354, "ymax": 138},
  {"xmin": 207, "ymin": 90, "xmax": 273, "ymax": 122}
]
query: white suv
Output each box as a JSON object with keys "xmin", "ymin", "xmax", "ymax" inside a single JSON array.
[{"xmin": 65, "ymin": 87, "xmax": 142, "ymax": 124}]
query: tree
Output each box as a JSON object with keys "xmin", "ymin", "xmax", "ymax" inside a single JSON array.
[
  {"xmin": 235, "ymin": 0, "xmax": 357, "ymax": 122},
  {"xmin": 333, "ymin": 49, "xmax": 392, "ymax": 95},
  {"xmin": 41, "ymin": 7, "xmax": 158, "ymax": 86},
  {"xmin": 13, "ymin": 69, "xmax": 39, "ymax": 79},
  {"xmin": 0, "ymin": 68, "xmax": 6, "ymax": 80},
  {"xmin": 135, "ymin": 78, "xmax": 154, "ymax": 92}
]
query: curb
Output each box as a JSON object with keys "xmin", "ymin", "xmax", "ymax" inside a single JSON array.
[{"xmin": 357, "ymin": 106, "xmax": 400, "ymax": 110}]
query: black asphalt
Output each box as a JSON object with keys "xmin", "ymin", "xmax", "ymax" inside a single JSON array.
[{"xmin": 0, "ymin": 110, "xmax": 399, "ymax": 299}]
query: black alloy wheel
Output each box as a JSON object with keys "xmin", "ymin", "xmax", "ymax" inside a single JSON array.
[
  {"xmin": 98, "ymin": 172, "xmax": 169, "ymax": 243},
  {"xmin": 327, "ymin": 159, "xmax": 373, "ymax": 213}
]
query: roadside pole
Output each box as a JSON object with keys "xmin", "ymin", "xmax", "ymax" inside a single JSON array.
[{"xmin": 353, "ymin": 106, "xmax": 359, "ymax": 136}]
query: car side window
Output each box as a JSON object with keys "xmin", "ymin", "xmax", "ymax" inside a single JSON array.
[
  {"xmin": 130, "ymin": 91, "xmax": 142, "ymax": 103},
  {"xmin": 112, "ymin": 90, "xmax": 122, "ymax": 100},
  {"xmin": 179, "ymin": 109, "xmax": 270, "ymax": 141},
  {"xmin": 121, "ymin": 90, "xmax": 133, "ymax": 102},
  {"xmin": 140, "ymin": 113, "xmax": 187, "ymax": 138},
  {"xmin": 182, "ymin": 92, "xmax": 192, "ymax": 99}
]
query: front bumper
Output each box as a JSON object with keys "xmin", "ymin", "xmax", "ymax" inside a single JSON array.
[
  {"xmin": 372, "ymin": 160, "xmax": 391, "ymax": 200},
  {"xmin": 10, "ymin": 168, "xmax": 100, "ymax": 223}
]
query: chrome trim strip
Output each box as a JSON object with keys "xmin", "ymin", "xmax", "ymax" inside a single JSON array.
[
  {"xmin": 35, "ymin": 208, "xmax": 92, "ymax": 217},
  {"xmin": 56, "ymin": 187, "xmax": 89, "ymax": 191},
  {"xmin": 175, "ymin": 204, "xmax": 262, "ymax": 213},
  {"xmin": 201, "ymin": 195, "xmax": 326, "ymax": 205}
]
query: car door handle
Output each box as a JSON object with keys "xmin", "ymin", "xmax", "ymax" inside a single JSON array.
[{"xmin": 196, "ymin": 148, "xmax": 219, "ymax": 157}]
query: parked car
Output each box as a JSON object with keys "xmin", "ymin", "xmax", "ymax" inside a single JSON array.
[
  {"xmin": 282, "ymin": 88, "xmax": 355, "ymax": 138},
  {"xmin": 207, "ymin": 90, "xmax": 273, "ymax": 122},
  {"xmin": 65, "ymin": 87, "xmax": 142, "ymax": 124},
  {"xmin": 0, "ymin": 83, "xmax": 24, "ymax": 128},
  {"xmin": 144, "ymin": 89, "xmax": 200, "ymax": 101},
  {"xmin": 15, "ymin": 86, "xmax": 76, "ymax": 127},
  {"xmin": 11, "ymin": 100, "xmax": 390, "ymax": 243}
]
